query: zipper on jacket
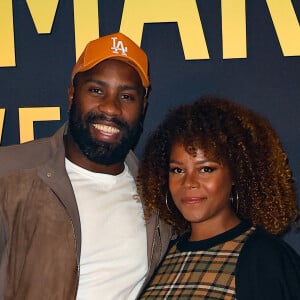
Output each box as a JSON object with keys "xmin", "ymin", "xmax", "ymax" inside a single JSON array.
[
  {"xmin": 54, "ymin": 190, "xmax": 80, "ymax": 298},
  {"xmin": 69, "ymin": 217, "xmax": 80, "ymax": 299},
  {"xmin": 157, "ymin": 224, "xmax": 161, "ymax": 238},
  {"xmin": 149, "ymin": 213, "xmax": 160, "ymax": 269}
]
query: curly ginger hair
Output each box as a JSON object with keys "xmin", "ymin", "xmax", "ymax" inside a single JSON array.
[{"xmin": 137, "ymin": 97, "xmax": 298, "ymax": 235}]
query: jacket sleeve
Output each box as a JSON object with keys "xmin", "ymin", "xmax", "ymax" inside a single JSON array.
[
  {"xmin": 0, "ymin": 187, "xmax": 7, "ymax": 259},
  {"xmin": 236, "ymin": 229, "xmax": 300, "ymax": 300}
]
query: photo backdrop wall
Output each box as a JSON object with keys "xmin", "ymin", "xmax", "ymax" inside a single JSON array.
[{"xmin": 0, "ymin": 0, "xmax": 299, "ymax": 253}]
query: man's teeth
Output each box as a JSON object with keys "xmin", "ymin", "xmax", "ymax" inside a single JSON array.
[{"xmin": 92, "ymin": 124, "xmax": 120, "ymax": 133}]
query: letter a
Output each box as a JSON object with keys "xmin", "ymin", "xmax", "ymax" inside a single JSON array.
[
  {"xmin": 120, "ymin": 0, "xmax": 209, "ymax": 59},
  {"xmin": 267, "ymin": 0, "xmax": 300, "ymax": 56}
]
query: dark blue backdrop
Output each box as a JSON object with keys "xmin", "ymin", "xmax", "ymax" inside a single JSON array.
[{"xmin": 0, "ymin": 0, "xmax": 299, "ymax": 253}]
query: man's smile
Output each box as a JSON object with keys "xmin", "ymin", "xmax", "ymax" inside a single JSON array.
[{"xmin": 92, "ymin": 123, "xmax": 120, "ymax": 135}]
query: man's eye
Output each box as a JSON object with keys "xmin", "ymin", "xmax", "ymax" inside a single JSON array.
[
  {"xmin": 90, "ymin": 88, "xmax": 103, "ymax": 94},
  {"xmin": 121, "ymin": 94, "xmax": 135, "ymax": 101}
]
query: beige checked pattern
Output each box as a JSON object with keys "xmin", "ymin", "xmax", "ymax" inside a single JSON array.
[{"xmin": 140, "ymin": 227, "xmax": 255, "ymax": 299}]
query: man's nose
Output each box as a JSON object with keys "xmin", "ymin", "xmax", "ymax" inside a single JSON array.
[{"xmin": 98, "ymin": 95, "xmax": 121, "ymax": 116}]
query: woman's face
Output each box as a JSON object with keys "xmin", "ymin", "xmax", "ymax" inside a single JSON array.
[{"xmin": 169, "ymin": 143, "xmax": 236, "ymax": 237}]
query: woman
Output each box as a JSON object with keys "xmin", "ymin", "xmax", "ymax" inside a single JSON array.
[{"xmin": 138, "ymin": 97, "xmax": 300, "ymax": 299}]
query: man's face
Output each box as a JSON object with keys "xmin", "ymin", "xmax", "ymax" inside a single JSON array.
[{"xmin": 68, "ymin": 59, "xmax": 147, "ymax": 165}]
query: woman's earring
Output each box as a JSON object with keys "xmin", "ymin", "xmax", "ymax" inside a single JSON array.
[
  {"xmin": 230, "ymin": 187, "xmax": 239, "ymax": 213},
  {"xmin": 165, "ymin": 192, "xmax": 172, "ymax": 213}
]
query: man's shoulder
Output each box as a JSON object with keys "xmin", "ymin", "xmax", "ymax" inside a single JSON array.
[
  {"xmin": 0, "ymin": 124, "xmax": 66, "ymax": 176},
  {"xmin": 0, "ymin": 135, "xmax": 51, "ymax": 153}
]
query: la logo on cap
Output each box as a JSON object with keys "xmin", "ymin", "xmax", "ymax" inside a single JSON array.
[{"xmin": 111, "ymin": 36, "xmax": 128, "ymax": 56}]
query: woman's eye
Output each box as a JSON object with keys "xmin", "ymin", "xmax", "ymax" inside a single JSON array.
[
  {"xmin": 169, "ymin": 167, "xmax": 183, "ymax": 174},
  {"xmin": 200, "ymin": 166, "xmax": 214, "ymax": 173}
]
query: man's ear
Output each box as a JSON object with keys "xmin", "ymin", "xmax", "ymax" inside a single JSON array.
[
  {"xmin": 67, "ymin": 85, "xmax": 75, "ymax": 111},
  {"xmin": 142, "ymin": 87, "xmax": 150, "ymax": 113},
  {"xmin": 143, "ymin": 97, "xmax": 148, "ymax": 114}
]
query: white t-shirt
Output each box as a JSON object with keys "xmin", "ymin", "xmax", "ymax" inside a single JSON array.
[{"xmin": 65, "ymin": 159, "xmax": 148, "ymax": 300}]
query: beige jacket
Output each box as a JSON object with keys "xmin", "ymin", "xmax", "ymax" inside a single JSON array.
[{"xmin": 0, "ymin": 124, "xmax": 172, "ymax": 299}]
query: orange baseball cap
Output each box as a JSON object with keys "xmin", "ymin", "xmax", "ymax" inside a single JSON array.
[{"xmin": 71, "ymin": 32, "xmax": 150, "ymax": 88}]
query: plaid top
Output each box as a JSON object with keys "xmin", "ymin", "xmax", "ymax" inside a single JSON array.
[{"xmin": 139, "ymin": 221, "xmax": 255, "ymax": 299}]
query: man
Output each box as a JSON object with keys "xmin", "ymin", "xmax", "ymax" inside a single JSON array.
[{"xmin": 0, "ymin": 32, "xmax": 172, "ymax": 299}]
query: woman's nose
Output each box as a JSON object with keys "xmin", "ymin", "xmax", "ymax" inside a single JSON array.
[{"xmin": 184, "ymin": 172, "xmax": 200, "ymax": 189}]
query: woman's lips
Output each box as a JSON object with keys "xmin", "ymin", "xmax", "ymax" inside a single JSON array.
[{"xmin": 181, "ymin": 197, "xmax": 206, "ymax": 204}]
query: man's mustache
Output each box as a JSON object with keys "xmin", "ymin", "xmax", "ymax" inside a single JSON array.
[{"xmin": 85, "ymin": 112, "xmax": 129, "ymax": 131}]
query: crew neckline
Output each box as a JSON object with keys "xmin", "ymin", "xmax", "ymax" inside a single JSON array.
[{"xmin": 177, "ymin": 220, "xmax": 252, "ymax": 252}]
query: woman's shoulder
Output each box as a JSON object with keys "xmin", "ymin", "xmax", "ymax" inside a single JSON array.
[
  {"xmin": 241, "ymin": 227, "xmax": 300, "ymax": 260},
  {"xmin": 236, "ymin": 227, "xmax": 300, "ymax": 300}
]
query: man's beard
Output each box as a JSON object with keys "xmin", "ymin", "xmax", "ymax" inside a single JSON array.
[{"xmin": 68, "ymin": 99, "xmax": 143, "ymax": 165}]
